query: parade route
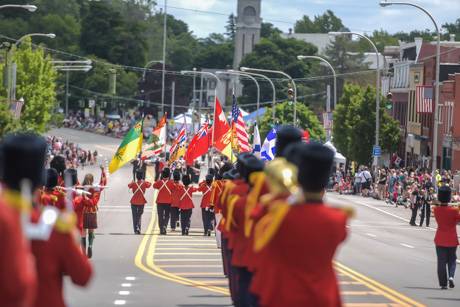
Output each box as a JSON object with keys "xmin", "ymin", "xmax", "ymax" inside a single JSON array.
[{"xmin": 54, "ymin": 128, "xmax": 453, "ymax": 307}]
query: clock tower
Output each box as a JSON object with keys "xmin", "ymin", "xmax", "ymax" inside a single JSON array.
[{"xmin": 233, "ymin": 0, "xmax": 262, "ymax": 69}]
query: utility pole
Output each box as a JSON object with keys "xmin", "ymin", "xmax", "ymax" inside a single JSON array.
[
  {"xmin": 161, "ymin": 0, "xmax": 167, "ymax": 116},
  {"xmin": 171, "ymin": 81, "xmax": 175, "ymax": 118}
]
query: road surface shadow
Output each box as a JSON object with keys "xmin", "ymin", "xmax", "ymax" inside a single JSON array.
[{"xmin": 427, "ymin": 297, "xmax": 460, "ymax": 301}]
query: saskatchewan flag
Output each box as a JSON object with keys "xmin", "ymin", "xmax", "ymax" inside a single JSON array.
[{"xmin": 109, "ymin": 119, "xmax": 144, "ymax": 174}]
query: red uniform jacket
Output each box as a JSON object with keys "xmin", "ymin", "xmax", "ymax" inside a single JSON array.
[
  {"xmin": 31, "ymin": 213, "xmax": 92, "ymax": 307},
  {"xmin": 40, "ymin": 189, "xmax": 66, "ymax": 210},
  {"xmin": 171, "ymin": 181, "xmax": 183, "ymax": 208},
  {"xmin": 434, "ymin": 206, "xmax": 460, "ymax": 247},
  {"xmin": 0, "ymin": 197, "xmax": 36, "ymax": 307},
  {"xmin": 72, "ymin": 193, "xmax": 86, "ymax": 234},
  {"xmin": 128, "ymin": 180, "xmax": 151, "ymax": 205},
  {"xmin": 198, "ymin": 181, "xmax": 213, "ymax": 208},
  {"xmin": 82, "ymin": 170, "xmax": 107, "ymax": 214},
  {"xmin": 210, "ymin": 180, "xmax": 224, "ymax": 211},
  {"xmin": 153, "ymin": 179, "xmax": 175, "ymax": 204},
  {"xmin": 220, "ymin": 180, "xmax": 249, "ymax": 240},
  {"xmin": 229, "ymin": 194, "xmax": 249, "ymax": 267},
  {"xmin": 251, "ymin": 202, "xmax": 347, "ymax": 307},
  {"xmin": 178, "ymin": 186, "xmax": 197, "ymax": 210}
]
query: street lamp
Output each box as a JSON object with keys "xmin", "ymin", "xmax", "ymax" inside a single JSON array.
[
  {"xmin": 216, "ymin": 70, "xmax": 261, "ymax": 124},
  {"xmin": 235, "ymin": 70, "xmax": 276, "ymax": 121},
  {"xmin": 379, "ymin": 0, "xmax": 441, "ymax": 174},
  {"xmin": 297, "ymin": 55, "xmax": 337, "ymax": 111},
  {"xmin": 329, "ymin": 31, "xmax": 382, "ymax": 167},
  {"xmin": 0, "ymin": 4, "xmax": 37, "ymax": 11},
  {"xmin": 7, "ymin": 32, "xmax": 56, "ymax": 103},
  {"xmin": 181, "ymin": 70, "xmax": 221, "ymax": 145},
  {"xmin": 142, "ymin": 60, "xmax": 163, "ymax": 81},
  {"xmin": 241, "ymin": 67, "xmax": 298, "ymax": 126}
]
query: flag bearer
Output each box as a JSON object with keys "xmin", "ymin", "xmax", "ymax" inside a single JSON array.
[
  {"xmin": 199, "ymin": 174, "xmax": 215, "ymax": 236},
  {"xmin": 128, "ymin": 170, "xmax": 152, "ymax": 234},
  {"xmin": 178, "ymin": 174, "xmax": 197, "ymax": 235},
  {"xmin": 153, "ymin": 168, "xmax": 175, "ymax": 235}
]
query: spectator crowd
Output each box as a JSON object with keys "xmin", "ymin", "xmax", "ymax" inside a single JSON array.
[{"xmin": 46, "ymin": 136, "xmax": 98, "ymax": 170}]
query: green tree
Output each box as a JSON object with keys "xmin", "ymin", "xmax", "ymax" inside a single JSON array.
[
  {"xmin": 332, "ymin": 84, "xmax": 400, "ymax": 165},
  {"xmin": 294, "ymin": 10, "xmax": 345, "ymax": 33},
  {"xmin": 0, "ymin": 39, "xmax": 57, "ymax": 134},
  {"xmin": 261, "ymin": 22, "xmax": 282, "ymax": 39},
  {"xmin": 225, "ymin": 13, "xmax": 236, "ymax": 41},
  {"xmin": 259, "ymin": 101, "xmax": 325, "ymax": 142},
  {"xmin": 443, "ymin": 18, "xmax": 460, "ymax": 41}
]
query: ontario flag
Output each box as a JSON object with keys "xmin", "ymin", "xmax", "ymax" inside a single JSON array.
[
  {"xmin": 185, "ymin": 122, "xmax": 210, "ymax": 165},
  {"xmin": 169, "ymin": 126, "xmax": 186, "ymax": 162},
  {"xmin": 212, "ymin": 97, "xmax": 235, "ymax": 161},
  {"xmin": 142, "ymin": 114, "xmax": 167, "ymax": 160}
]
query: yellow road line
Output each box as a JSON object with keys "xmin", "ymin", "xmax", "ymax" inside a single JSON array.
[
  {"xmin": 156, "ymin": 243, "xmax": 218, "ymax": 246},
  {"xmin": 156, "ymin": 247, "xmax": 221, "ymax": 251},
  {"xmin": 339, "ymin": 281, "xmax": 364, "ymax": 285},
  {"xmin": 345, "ymin": 304, "xmax": 403, "ymax": 307},
  {"xmin": 159, "ymin": 264, "xmax": 223, "ymax": 268},
  {"xmin": 335, "ymin": 262, "xmax": 425, "ymax": 307},
  {"xmin": 341, "ymin": 291, "xmax": 380, "ymax": 296}
]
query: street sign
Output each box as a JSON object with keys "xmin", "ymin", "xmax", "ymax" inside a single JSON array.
[{"xmin": 373, "ymin": 145, "xmax": 382, "ymax": 157}]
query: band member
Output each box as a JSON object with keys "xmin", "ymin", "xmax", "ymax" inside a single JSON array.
[
  {"xmin": 434, "ymin": 186, "xmax": 460, "ymax": 289},
  {"xmin": 50, "ymin": 155, "xmax": 67, "ymax": 187},
  {"xmin": 0, "ymin": 134, "xmax": 40, "ymax": 307},
  {"xmin": 40, "ymin": 168, "xmax": 66, "ymax": 210},
  {"xmin": 128, "ymin": 170, "xmax": 152, "ymax": 234},
  {"xmin": 153, "ymin": 168, "xmax": 175, "ymax": 235},
  {"xmin": 198, "ymin": 174, "xmax": 214, "ymax": 236},
  {"xmin": 178, "ymin": 174, "xmax": 197, "ymax": 235},
  {"xmin": 170, "ymin": 170, "xmax": 182, "ymax": 231},
  {"xmin": 251, "ymin": 142, "xmax": 349, "ymax": 307},
  {"xmin": 419, "ymin": 188, "xmax": 433, "ymax": 227},
  {"xmin": 80, "ymin": 166, "xmax": 107, "ymax": 258}
]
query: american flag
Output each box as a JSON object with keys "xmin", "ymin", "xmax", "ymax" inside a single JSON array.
[
  {"xmin": 231, "ymin": 93, "xmax": 251, "ymax": 153},
  {"xmin": 416, "ymin": 85, "xmax": 433, "ymax": 113}
]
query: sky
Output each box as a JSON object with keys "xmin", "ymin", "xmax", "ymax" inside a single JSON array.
[{"xmin": 161, "ymin": 0, "xmax": 460, "ymax": 38}]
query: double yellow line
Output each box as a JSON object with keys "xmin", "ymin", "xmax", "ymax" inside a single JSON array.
[
  {"xmin": 335, "ymin": 262, "xmax": 425, "ymax": 307},
  {"xmin": 134, "ymin": 203, "xmax": 230, "ymax": 295}
]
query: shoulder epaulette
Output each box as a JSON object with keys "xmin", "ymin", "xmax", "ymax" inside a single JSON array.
[{"xmin": 225, "ymin": 195, "xmax": 240, "ymax": 231}]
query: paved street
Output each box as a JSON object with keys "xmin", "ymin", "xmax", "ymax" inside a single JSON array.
[{"xmin": 50, "ymin": 128, "xmax": 460, "ymax": 307}]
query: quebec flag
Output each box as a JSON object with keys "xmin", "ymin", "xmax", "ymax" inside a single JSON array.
[
  {"xmin": 261, "ymin": 128, "xmax": 277, "ymax": 161},
  {"xmin": 253, "ymin": 123, "xmax": 261, "ymax": 159}
]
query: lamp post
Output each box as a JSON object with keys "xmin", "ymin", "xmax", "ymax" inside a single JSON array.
[
  {"xmin": 7, "ymin": 33, "xmax": 55, "ymax": 103},
  {"xmin": 54, "ymin": 61, "xmax": 93, "ymax": 116},
  {"xmin": 142, "ymin": 60, "xmax": 163, "ymax": 81},
  {"xmin": 181, "ymin": 70, "xmax": 221, "ymax": 145},
  {"xmin": 241, "ymin": 67, "xmax": 298, "ymax": 126},
  {"xmin": 297, "ymin": 55, "xmax": 337, "ymax": 111},
  {"xmin": 329, "ymin": 31, "xmax": 381, "ymax": 167},
  {"xmin": 380, "ymin": 0, "xmax": 441, "ymax": 175},
  {"xmin": 0, "ymin": 4, "xmax": 37, "ymax": 11},
  {"xmin": 234, "ymin": 70, "xmax": 276, "ymax": 121},
  {"xmin": 217, "ymin": 70, "xmax": 261, "ymax": 124}
]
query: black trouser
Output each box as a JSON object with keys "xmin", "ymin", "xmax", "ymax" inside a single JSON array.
[
  {"xmin": 170, "ymin": 207, "xmax": 180, "ymax": 230},
  {"xmin": 409, "ymin": 204, "xmax": 420, "ymax": 225},
  {"xmin": 237, "ymin": 267, "xmax": 259, "ymax": 307},
  {"xmin": 419, "ymin": 203, "xmax": 431, "ymax": 226},
  {"xmin": 201, "ymin": 208, "xmax": 214, "ymax": 233},
  {"xmin": 436, "ymin": 246, "xmax": 457, "ymax": 287},
  {"xmin": 157, "ymin": 203, "xmax": 171, "ymax": 231},
  {"xmin": 221, "ymin": 237, "xmax": 229, "ymax": 276},
  {"xmin": 180, "ymin": 209, "xmax": 192, "ymax": 234},
  {"xmin": 131, "ymin": 204, "xmax": 144, "ymax": 233}
]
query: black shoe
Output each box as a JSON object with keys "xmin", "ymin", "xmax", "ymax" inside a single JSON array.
[
  {"xmin": 449, "ymin": 278, "xmax": 455, "ymax": 288},
  {"xmin": 207, "ymin": 231, "xmax": 211, "ymax": 236},
  {"xmin": 87, "ymin": 246, "xmax": 93, "ymax": 259},
  {"xmin": 185, "ymin": 229, "xmax": 189, "ymax": 235},
  {"xmin": 441, "ymin": 286, "xmax": 448, "ymax": 290},
  {"xmin": 410, "ymin": 223, "xmax": 416, "ymax": 226}
]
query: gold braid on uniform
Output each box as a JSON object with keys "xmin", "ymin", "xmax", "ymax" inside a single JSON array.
[
  {"xmin": 253, "ymin": 200, "xmax": 290, "ymax": 252},
  {"xmin": 225, "ymin": 195, "xmax": 240, "ymax": 232},
  {"xmin": 244, "ymin": 171, "xmax": 266, "ymax": 237},
  {"xmin": 2, "ymin": 190, "xmax": 32, "ymax": 212},
  {"xmin": 54, "ymin": 212, "xmax": 77, "ymax": 234}
]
